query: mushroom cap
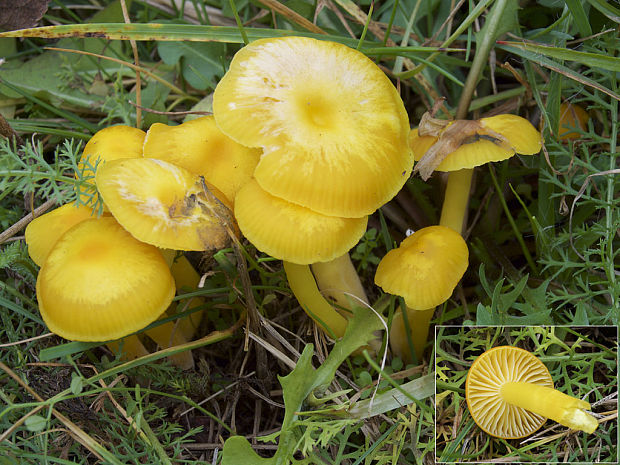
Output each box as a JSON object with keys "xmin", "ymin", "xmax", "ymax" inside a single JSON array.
[
  {"xmin": 409, "ymin": 114, "xmax": 541, "ymax": 172},
  {"xmin": 213, "ymin": 36, "xmax": 412, "ymax": 218},
  {"xmin": 559, "ymin": 102, "xmax": 589, "ymax": 141},
  {"xmin": 466, "ymin": 346, "xmax": 554, "ymax": 439},
  {"xmin": 77, "ymin": 125, "xmax": 146, "ymax": 206},
  {"xmin": 36, "ymin": 216, "xmax": 175, "ymax": 341},
  {"xmin": 374, "ymin": 226, "xmax": 468, "ymax": 310},
  {"xmin": 79, "ymin": 125, "xmax": 146, "ymax": 174},
  {"xmin": 96, "ymin": 158, "xmax": 232, "ymax": 251},
  {"xmin": 25, "ymin": 202, "xmax": 97, "ymax": 266},
  {"xmin": 234, "ymin": 179, "xmax": 368, "ymax": 264},
  {"xmin": 143, "ymin": 116, "xmax": 261, "ymax": 205}
]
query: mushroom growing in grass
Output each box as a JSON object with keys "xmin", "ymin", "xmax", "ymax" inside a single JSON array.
[
  {"xmin": 559, "ymin": 102, "xmax": 590, "ymax": 141},
  {"xmin": 235, "ymin": 179, "xmax": 367, "ymax": 337},
  {"xmin": 143, "ymin": 116, "xmax": 261, "ymax": 206},
  {"xmin": 409, "ymin": 113, "xmax": 541, "ymax": 232},
  {"xmin": 466, "ymin": 346, "xmax": 598, "ymax": 439},
  {"xmin": 213, "ymin": 36, "xmax": 412, "ymax": 336},
  {"xmin": 96, "ymin": 157, "xmax": 233, "ymax": 251},
  {"xmin": 36, "ymin": 216, "xmax": 175, "ymax": 342},
  {"xmin": 374, "ymin": 226, "xmax": 468, "ymax": 361}
]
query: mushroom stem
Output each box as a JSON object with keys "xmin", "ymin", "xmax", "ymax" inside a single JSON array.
[
  {"xmin": 283, "ymin": 261, "xmax": 348, "ymax": 338},
  {"xmin": 500, "ymin": 382, "xmax": 598, "ymax": 433},
  {"xmin": 390, "ymin": 306, "xmax": 433, "ymax": 363},
  {"xmin": 439, "ymin": 169, "xmax": 473, "ymax": 233},
  {"xmin": 106, "ymin": 335, "xmax": 149, "ymax": 361},
  {"xmin": 310, "ymin": 254, "xmax": 369, "ymax": 314}
]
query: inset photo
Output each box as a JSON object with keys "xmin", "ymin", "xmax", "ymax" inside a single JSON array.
[{"xmin": 435, "ymin": 326, "xmax": 618, "ymax": 463}]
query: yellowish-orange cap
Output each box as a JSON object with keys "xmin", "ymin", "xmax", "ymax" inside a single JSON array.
[
  {"xmin": 214, "ymin": 36, "xmax": 412, "ymax": 217},
  {"xmin": 25, "ymin": 202, "xmax": 97, "ymax": 266},
  {"xmin": 36, "ymin": 216, "xmax": 175, "ymax": 341},
  {"xmin": 96, "ymin": 158, "xmax": 233, "ymax": 251},
  {"xmin": 559, "ymin": 102, "xmax": 589, "ymax": 141},
  {"xmin": 466, "ymin": 346, "xmax": 553, "ymax": 439},
  {"xmin": 77, "ymin": 125, "xmax": 146, "ymax": 206},
  {"xmin": 143, "ymin": 116, "xmax": 261, "ymax": 205},
  {"xmin": 234, "ymin": 179, "xmax": 368, "ymax": 264},
  {"xmin": 410, "ymin": 114, "xmax": 541, "ymax": 172},
  {"xmin": 374, "ymin": 226, "xmax": 468, "ymax": 310}
]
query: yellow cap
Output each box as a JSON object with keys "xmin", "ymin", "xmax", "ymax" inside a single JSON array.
[
  {"xmin": 234, "ymin": 179, "xmax": 368, "ymax": 264},
  {"xmin": 36, "ymin": 216, "xmax": 175, "ymax": 341},
  {"xmin": 375, "ymin": 226, "xmax": 468, "ymax": 310},
  {"xmin": 143, "ymin": 116, "xmax": 261, "ymax": 205},
  {"xmin": 214, "ymin": 36, "xmax": 412, "ymax": 217},
  {"xmin": 96, "ymin": 158, "xmax": 232, "ymax": 251}
]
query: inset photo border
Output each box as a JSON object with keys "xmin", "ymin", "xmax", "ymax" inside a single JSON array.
[{"xmin": 434, "ymin": 325, "xmax": 618, "ymax": 464}]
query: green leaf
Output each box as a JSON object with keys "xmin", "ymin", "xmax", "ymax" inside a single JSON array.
[
  {"xmin": 586, "ymin": 0, "xmax": 620, "ymax": 23},
  {"xmin": 70, "ymin": 375, "xmax": 84, "ymax": 395},
  {"xmin": 475, "ymin": 303, "xmax": 495, "ymax": 325},
  {"xmin": 222, "ymin": 437, "xmax": 272, "ymax": 465},
  {"xmin": 500, "ymin": 41, "xmax": 620, "ymax": 73},
  {"xmin": 157, "ymin": 41, "xmax": 225, "ymax": 91},
  {"xmin": 566, "ymin": 0, "xmax": 593, "ymax": 37},
  {"xmin": 25, "ymin": 415, "xmax": 47, "ymax": 432}
]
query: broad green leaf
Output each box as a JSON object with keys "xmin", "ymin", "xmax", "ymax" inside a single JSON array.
[
  {"xmin": 70, "ymin": 375, "xmax": 84, "ymax": 395},
  {"xmin": 157, "ymin": 41, "xmax": 225, "ymax": 91},
  {"xmin": 25, "ymin": 415, "xmax": 47, "ymax": 432},
  {"xmin": 222, "ymin": 437, "xmax": 272, "ymax": 465}
]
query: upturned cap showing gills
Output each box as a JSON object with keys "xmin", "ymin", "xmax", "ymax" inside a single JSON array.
[
  {"xmin": 466, "ymin": 346, "xmax": 598, "ymax": 439},
  {"xmin": 96, "ymin": 158, "xmax": 233, "ymax": 251},
  {"xmin": 213, "ymin": 36, "xmax": 413, "ymax": 218},
  {"xmin": 36, "ymin": 216, "xmax": 175, "ymax": 341}
]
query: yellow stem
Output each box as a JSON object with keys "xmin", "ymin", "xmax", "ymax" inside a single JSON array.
[
  {"xmin": 389, "ymin": 306, "xmax": 433, "ymax": 363},
  {"xmin": 283, "ymin": 261, "xmax": 348, "ymax": 339},
  {"xmin": 106, "ymin": 335, "xmax": 149, "ymax": 361},
  {"xmin": 311, "ymin": 254, "xmax": 369, "ymax": 315},
  {"xmin": 501, "ymin": 382, "xmax": 598, "ymax": 433},
  {"xmin": 439, "ymin": 168, "xmax": 474, "ymax": 233}
]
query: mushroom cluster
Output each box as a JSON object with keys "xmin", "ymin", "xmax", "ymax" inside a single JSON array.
[
  {"xmin": 26, "ymin": 118, "xmax": 256, "ymax": 367},
  {"xmin": 212, "ymin": 36, "xmax": 413, "ymax": 337}
]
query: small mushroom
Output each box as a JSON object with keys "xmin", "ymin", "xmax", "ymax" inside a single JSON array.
[
  {"xmin": 559, "ymin": 102, "xmax": 589, "ymax": 141},
  {"xmin": 410, "ymin": 113, "xmax": 541, "ymax": 233},
  {"xmin": 466, "ymin": 346, "xmax": 598, "ymax": 438},
  {"xmin": 96, "ymin": 157, "xmax": 233, "ymax": 251},
  {"xmin": 375, "ymin": 226, "xmax": 468, "ymax": 360},
  {"xmin": 143, "ymin": 116, "xmax": 261, "ymax": 205},
  {"xmin": 36, "ymin": 216, "xmax": 175, "ymax": 341}
]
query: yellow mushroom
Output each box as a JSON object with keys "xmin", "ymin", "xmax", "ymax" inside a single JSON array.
[
  {"xmin": 410, "ymin": 113, "xmax": 541, "ymax": 233},
  {"xmin": 214, "ymin": 36, "xmax": 412, "ymax": 338},
  {"xmin": 559, "ymin": 102, "xmax": 590, "ymax": 141},
  {"xmin": 77, "ymin": 125, "xmax": 146, "ymax": 206},
  {"xmin": 143, "ymin": 116, "xmax": 261, "ymax": 206},
  {"xmin": 96, "ymin": 157, "xmax": 233, "ymax": 251},
  {"xmin": 36, "ymin": 216, "xmax": 175, "ymax": 342},
  {"xmin": 213, "ymin": 36, "xmax": 412, "ymax": 218},
  {"xmin": 375, "ymin": 226, "xmax": 468, "ymax": 361},
  {"xmin": 25, "ymin": 202, "xmax": 97, "ymax": 266},
  {"xmin": 235, "ymin": 179, "xmax": 367, "ymax": 337},
  {"xmin": 466, "ymin": 346, "xmax": 598, "ymax": 439}
]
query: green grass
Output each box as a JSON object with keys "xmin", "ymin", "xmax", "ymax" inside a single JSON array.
[{"xmin": 0, "ymin": 0, "xmax": 619, "ymax": 463}]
